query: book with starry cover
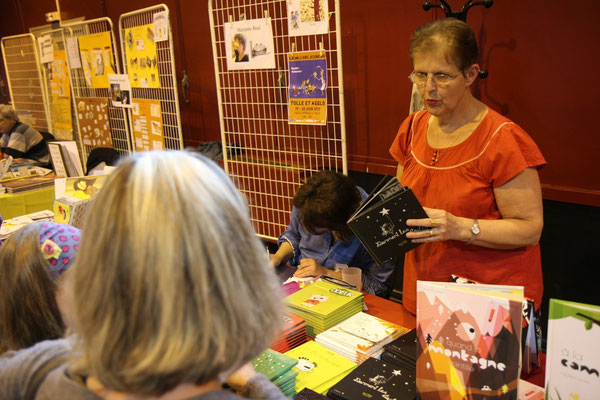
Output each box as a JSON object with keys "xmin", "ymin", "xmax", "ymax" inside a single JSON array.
[
  {"xmin": 327, "ymin": 357, "xmax": 417, "ymax": 400},
  {"xmin": 347, "ymin": 175, "xmax": 428, "ymax": 267},
  {"xmin": 416, "ymin": 281, "xmax": 524, "ymax": 400}
]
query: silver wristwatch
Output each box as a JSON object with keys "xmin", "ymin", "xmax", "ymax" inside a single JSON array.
[{"xmin": 465, "ymin": 219, "xmax": 480, "ymax": 244}]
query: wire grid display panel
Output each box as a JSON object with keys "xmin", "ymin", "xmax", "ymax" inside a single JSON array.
[
  {"xmin": 37, "ymin": 28, "xmax": 85, "ymax": 162},
  {"xmin": 61, "ymin": 18, "xmax": 132, "ymax": 164},
  {"xmin": 209, "ymin": 0, "xmax": 347, "ymax": 241},
  {"xmin": 1, "ymin": 34, "xmax": 51, "ymax": 132},
  {"xmin": 119, "ymin": 4, "xmax": 183, "ymax": 151}
]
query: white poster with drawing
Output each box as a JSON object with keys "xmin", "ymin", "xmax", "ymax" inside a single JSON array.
[
  {"xmin": 286, "ymin": 0, "xmax": 329, "ymax": 37},
  {"xmin": 223, "ymin": 18, "xmax": 276, "ymax": 71}
]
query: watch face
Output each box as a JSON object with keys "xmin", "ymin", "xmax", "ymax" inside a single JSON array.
[{"xmin": 471, "ymin": 224, "xmax": 480, "ymax": 235}]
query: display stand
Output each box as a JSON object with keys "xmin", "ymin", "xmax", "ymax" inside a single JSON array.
[
  {"xmin": 208, "ymin": 0, "xmax": 347, "ymax": 240},
  {"xmin": 1, "ymin": 34, "xmax": 51, "ymax": 133},
  {"xmin": 118, "ymin": 4, "xmax": 183, "ymax": 152},
  {"xmin": 61, "ymin": 17, "xmax": 132, "ymax": 164}
]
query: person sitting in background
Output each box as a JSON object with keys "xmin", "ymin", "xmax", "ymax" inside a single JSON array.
[
  {"xmin": 270, "ymin": 170, "xmax": 396, "ymax": 298},
  {"xmin": 0, "ymin": 221, "xmax": 81, "ymax": 354},
  {"xmin": 0, "ymin": 104, "xmax": 50, "ymax": 165},
  {"xmin": 0, "ymin": 151, "xmax": 287, "ymax": 400}
]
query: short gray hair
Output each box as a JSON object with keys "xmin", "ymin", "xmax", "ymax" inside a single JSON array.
[
  {"xmin": 71, "ymin": 151, "xmax": 284, "ymax": 395},
  {"xmin": 0, "ymin": 104, "xmax": 19, "ymax": 121}
]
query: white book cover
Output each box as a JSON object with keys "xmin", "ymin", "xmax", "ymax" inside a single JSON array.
[{"xmin": 545, "ymin": 298, "xmax": 600, "ymax": 400}]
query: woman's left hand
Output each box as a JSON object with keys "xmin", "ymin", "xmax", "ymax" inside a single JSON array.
[{"xmin": 406, "ymin": 207, "xmax": 462, "ymax": 243}]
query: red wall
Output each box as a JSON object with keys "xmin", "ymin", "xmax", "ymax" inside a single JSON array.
[{"xmin": 2, "ymin": 0, "xmax": 598, "ymax": 206}]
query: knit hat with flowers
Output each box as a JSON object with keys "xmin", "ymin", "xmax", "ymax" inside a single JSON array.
[{"xmin": 39, "ymin": 222, "xmax": 81, "ymax": 279}]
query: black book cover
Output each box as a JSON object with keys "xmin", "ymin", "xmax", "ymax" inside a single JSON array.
[
  {"xmin": 327, "ymin": 357, "xmax": 417, "ymax": 400},
  {"xmin": 379, "ymin": 352, "xmax": 416, "ymax": 372},
  {"xmin": 347, "ymin": 177, "xmax": 428, "ymax": 267},
  {"xmin": 294, "ymin": 388, "xmax": 329, "ymax": 400},
  {"xmin": 383, "ymin": 329, "xmax": 417, "ymax": 360}
]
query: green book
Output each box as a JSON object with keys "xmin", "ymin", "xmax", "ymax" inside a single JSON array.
[
  {"xmin": 545, "ymin": 298, "xmax": 600, "ymax": 400},
  {"xmin": 252, "ymin": 348, "xmax": 298, "ymax": 381}
]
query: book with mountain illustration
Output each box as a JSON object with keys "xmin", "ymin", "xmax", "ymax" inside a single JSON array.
[
  {"xmin": 347, "ymin": 175, "xmax": 428, "ymax": 267},
  {"xmin": 544, "ymin": 298, "xmax": 600, "ymax": 400},
  {"xmin": 416, "ymin": 281, "xmax": 524, "ymax": 399}
]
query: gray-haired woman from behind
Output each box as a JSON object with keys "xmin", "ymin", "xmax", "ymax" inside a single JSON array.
[{"xmin": 0, "ymin": 151, "xmax": 287, "ymax": 400}]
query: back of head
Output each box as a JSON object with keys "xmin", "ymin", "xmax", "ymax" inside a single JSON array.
[
  {"xmin": 71, "ymin": 151, "xmax": 284, "ymax": 395},
  {"xmin": 0, "ymin": 104, "xmax": 19, "ymax": 122},
  {"xmin": 409, "ymin": 18, "xmax": 478, "ymax": 71},
  {"xmin": 294, "ymin": 170, "xmax": 361, "ymax": 236},
  {"xmin": 0, "ymin": 221, "xmax": 80, "ymax": 352}
]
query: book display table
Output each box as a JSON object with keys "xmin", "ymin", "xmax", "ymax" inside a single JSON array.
[{"xmin": 0, "ymin": 186, "xmax": 54, "ymax": 220}]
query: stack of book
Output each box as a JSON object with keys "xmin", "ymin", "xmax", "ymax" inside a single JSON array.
[
  {"xmin": 1, "ymin": 174, "xmax": 56, "ymax": 194},
  {"xmin": 271, "ymin": 313, "xmax": 307, "ymax": 354},
  {"xmin": 380, "ymin": 328, "xmax": 417, "ymax": 371},
  {"xmin": 252, "ymin": 348, "xmax": 298, "ymax": 397},
  {"xmin": 285, "ymin": 280, "xmax": 364, "ymax": 338},
  {"xmin": 315, "ymin": 312, "xmax": 408, "ymax": 364},
  {"xmin": 284, "ymin": 341, "xmax": 357, "ymax": 395},
  {"xmin": 327, "ymin": 357, "xmax": 417, "ymax": 400}
]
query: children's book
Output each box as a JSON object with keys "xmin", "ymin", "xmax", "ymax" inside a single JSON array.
[
  {"xmin": 544, "ymin": 298, "xmax": 600, "ymax": 400},
  {"xmin": 416, "ymin": 281, "xmax": 524, "ymax": 400},
  {"xmin": 271, "ymin": 313, "xmax": 307, "ymax": 354},
  {"xmin": 293, "ymin": 388, "xmax": 329, "ymax": 400},
  {"xmin": 315, "ymin": 312, "xmax": 408, "ymax": 364},
  {"xmin": 252, "ymin": 348, "xmax": 298, "ymax": 396},
  {"xmin": 347, "ymin": 176, "xmax": 428, "ymax": 267},
  {"xmin": 517, "ymin": 379, "xmax": 544, "ymax": 400},
  {"xmin": 451, "ymin": 273, "xmax": 541, "ymax": 375},
  {"xmin": 286, "ymin": 280, "xmax": 364, "ymax": 338},
  {"xmin": 381, "ymin": 329, "xmax": 417, "ymax": 371},
  {"xmin": 284, "ymin": 341, "xmax": 357, "ymax": 395},
  {"xmin": 328, "ymin": 357, "xmax": 417, "ymax": 400},
  {"xmin": 47, "ymin": 140, "xmax": 84, "ymax": 177}
]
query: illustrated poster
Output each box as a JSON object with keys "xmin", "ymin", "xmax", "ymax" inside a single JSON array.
[
  {"xmin": 75, "ymin": 97, "xmax": 113, "ymax": 147},
  {"xmin": 124, "ymin": 24, "xmax": 160, "ymax": 88},
  {"xmin": 52, "ymin": 97, "xmax": 73, "ymax": 140},
  {"xmin": 38, "ymin": 35, "xmax": 54, "ymax": 63},
  {"xmin": 108, "ymin": 74, "xmax": 132, "ymax": 108},
  {"xmin": 288, "ymin": 51, "xmax": 327, "ymax": 125},
  {"xmin": 287, "ymin": 0, "xmax": 329, "ymax": 37},
  {"xmin": 153, "ymin": 11, "xmax": 169, "ymax": 42},
  {"xmin": 131, "ymin": 98, "xmax": 165, "ymax": 151},
  {"xmin": 65, "ymin": 37, "xmax": 82, "ymax": 69},
  {"xmin": 50, "ymin": 50, "xmax": 70, "ymax": 97},
  {"xmin": 78, "ymin": 31, "xmax": 116, "ymax": 88},
  {"xmin": 223, "ymin": 18, "xmax": 276, "ymax": 71}
]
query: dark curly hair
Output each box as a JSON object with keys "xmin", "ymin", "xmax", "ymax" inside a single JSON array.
[{"xmin": 294, "ymin": 170, "xmax": 361, "ymax": 240}]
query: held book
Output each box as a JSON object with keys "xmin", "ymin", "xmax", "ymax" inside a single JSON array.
[
  {"xmin": 544, "ymin": 298, "xmax": 600, "ymax": 400},
  {"xmin": 416, "ymin": 281, "xmax": 524, "ymax": 400},
  {"xmin": 347, "ymin": 175, "xmax": 428, "ymax": 267}
]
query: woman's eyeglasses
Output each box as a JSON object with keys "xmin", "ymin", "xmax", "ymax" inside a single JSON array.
[
  {"xmin": 408, "ymin": 71, "xmax": 462, "ymax": 88},
  {"xmin": 319, "ymin": 275, "xmax": 357, "ymax": 290}
]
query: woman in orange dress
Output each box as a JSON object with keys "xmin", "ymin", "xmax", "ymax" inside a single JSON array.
[{"xmin": 389, "ymin": 18, "xmax": 545, "ymax": 315}]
